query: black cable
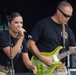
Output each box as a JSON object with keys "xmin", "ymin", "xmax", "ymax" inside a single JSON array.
[{"xmin": 7, "ymin": 15, "xmax": 15, "ymax": 75}]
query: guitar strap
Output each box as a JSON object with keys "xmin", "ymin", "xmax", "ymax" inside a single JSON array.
[
  {"xmin": 62, "ymin": 24, "xmax": 66, "ymax": 48},
  {"xmin": 62, "ymin": 24, "xmax": 67, "ymax": 63}
]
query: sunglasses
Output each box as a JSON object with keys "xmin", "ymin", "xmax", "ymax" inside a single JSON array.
[{"xmin": 58, "ymin": 8, "xmax": 72, "ymax": 18}]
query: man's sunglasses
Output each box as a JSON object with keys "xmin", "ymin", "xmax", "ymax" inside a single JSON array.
[{"xmin": 58, "ymin": 8, "xmax": 72, "ymax": 18}]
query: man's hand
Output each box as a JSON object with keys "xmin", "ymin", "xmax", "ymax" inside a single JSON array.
[{"xmin": 41, "ymin": 56, "xmax": 53, "ymax": 66}]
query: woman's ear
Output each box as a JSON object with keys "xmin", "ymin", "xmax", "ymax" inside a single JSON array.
[
  {"xmin": 8, "ymin": 22, "xmax": 11, "ymax": 27},
  {"xmin": 9, "ymin": 25, "xmax": 10, "ymax": 27}
]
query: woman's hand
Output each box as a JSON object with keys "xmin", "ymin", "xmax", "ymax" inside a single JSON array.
[{"xmin": 30, "ymin": 65, "xmax": 37, "ymax": 74}]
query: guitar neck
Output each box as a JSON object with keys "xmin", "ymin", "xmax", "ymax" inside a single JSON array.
[{"xmin": 58, "ymin": 48, "xmax": 76, "ymax": 60}]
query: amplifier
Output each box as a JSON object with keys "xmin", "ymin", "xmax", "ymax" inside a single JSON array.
[{"xmin": 68, "ymin": 69, "xmax": 76, "ymax": 75}]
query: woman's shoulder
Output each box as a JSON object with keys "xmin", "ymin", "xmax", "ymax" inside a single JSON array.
[{"xmin": 0, "ymin": 30, "xmax": 9, "ymax": 37}]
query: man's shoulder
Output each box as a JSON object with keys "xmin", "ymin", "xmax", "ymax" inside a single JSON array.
[
  {"xmin": 36, "ymin": 17, "xmax": 51, "ymax": 25},
  {"xmin": 39, "ymin": 17, "xmax": 51, "ymax": 22}
]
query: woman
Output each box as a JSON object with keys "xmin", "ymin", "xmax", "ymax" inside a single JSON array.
[{"xmin": 0, "ymin": 12, "xmax": 36, "ymax": 74}]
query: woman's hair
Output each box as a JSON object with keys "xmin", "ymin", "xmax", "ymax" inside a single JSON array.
[{"xmin": 10, "ymin": 12, "xmax": 21, "ymax": 22}]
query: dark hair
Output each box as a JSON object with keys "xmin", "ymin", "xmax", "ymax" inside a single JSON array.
[{"xmin": 10, "ymin": 12, "xmax": 21, "ymax": 22}]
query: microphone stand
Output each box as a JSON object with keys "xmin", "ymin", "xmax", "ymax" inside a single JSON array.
[{"xmin": 6, "ymin": 15, "xmax": 15, "ymax": 75}]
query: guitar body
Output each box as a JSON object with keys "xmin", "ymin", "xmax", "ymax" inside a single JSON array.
[{"xmin": 31, "ymin": 46, "xmax": 65, "ymax": 75}]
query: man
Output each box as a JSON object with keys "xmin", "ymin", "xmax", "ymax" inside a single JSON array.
[{"xmin": 27, "ymin": 1, "xmax": 76, "ymax": 75}]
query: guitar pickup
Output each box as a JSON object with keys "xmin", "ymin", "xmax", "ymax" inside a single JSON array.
[{"xmin": 52, "ymin": 55, "xmax": 59, "ymax": 63}]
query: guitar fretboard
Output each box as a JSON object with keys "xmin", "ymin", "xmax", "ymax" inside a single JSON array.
[{"xmin": 58, "ymin": 48, "xmax": 76, "ymax": 60}]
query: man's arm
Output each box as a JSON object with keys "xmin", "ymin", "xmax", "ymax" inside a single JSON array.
[
  {"xmin": 27, "ymin": 39, "xmax": 52, "ymax": 66},
  {"xmin": 68, "ymin": 46, "xmax": 76, "ymax": 56}
]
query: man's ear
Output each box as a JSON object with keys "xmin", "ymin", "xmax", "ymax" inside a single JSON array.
[{"xmin": 57, "ymin": 9, "xmax": 60, "ymax": 15}]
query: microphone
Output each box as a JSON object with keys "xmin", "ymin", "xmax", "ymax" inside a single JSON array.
[{"xmin": 16, "ymin": 27, "xmax": 32, "ymax": 39}]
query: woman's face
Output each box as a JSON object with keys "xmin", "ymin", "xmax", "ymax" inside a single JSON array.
[{"xmin": 10, "ymin": 16, "xmax": 23, "ymax": 33}]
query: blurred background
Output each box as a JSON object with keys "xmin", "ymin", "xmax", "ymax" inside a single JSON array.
[
  {"xmin": 0, "ymin": 0, "xmax": 76, "ymax": 34},
  {"xmin": 0, "ymin": 0, "xmax": 76, "ymax": 69}
]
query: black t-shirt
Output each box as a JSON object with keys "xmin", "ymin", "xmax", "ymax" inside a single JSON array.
[
  {"xmin": 29, "ymin": 17, "xmax": 76, "ymax": 62},
  {"xmin": 0, "ymin": 30, "xmax": 28, "ymax": 66}
]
